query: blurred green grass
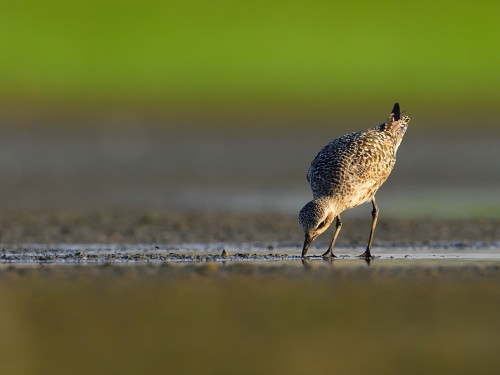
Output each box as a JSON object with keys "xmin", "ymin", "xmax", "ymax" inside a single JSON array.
[
  {"xmin": 2, "ymin": 265, "xmax": 500, "ymax": 374},
  {"xmin": 1, "ymin": 0, "xmax": 499, "ymax": 122}
]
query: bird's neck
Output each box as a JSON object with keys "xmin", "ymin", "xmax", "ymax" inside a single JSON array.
[{"xmin": 321, "ymin": 197, "xmax": 341, "ymax": 217}]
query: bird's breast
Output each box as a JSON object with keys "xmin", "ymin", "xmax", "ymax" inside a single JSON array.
[{"xmin": 336, "ymin": 177, "xmax": 381, "ymax": 210}]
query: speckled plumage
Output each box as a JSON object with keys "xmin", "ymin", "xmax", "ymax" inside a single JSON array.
[{"xmin": 299, "ymin": 103, "xmax": 410, "ymax": 258}]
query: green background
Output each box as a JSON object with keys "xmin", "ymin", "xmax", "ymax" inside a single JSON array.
[{"xmin": 1, "ymin": 0, "xmax": 499, "ymax": 125}]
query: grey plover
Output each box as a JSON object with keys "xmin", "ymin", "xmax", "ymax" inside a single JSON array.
[{"xmin": 299, "ymin": 103, "xmax": 410, "ymax": 258}]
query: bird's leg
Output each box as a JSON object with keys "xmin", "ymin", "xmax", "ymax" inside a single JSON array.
[
  {"xmin": 322, "ymin": 215, "xmax": 342, "ymax": 258},
  {"xmin": 359, "ymin": 198, "xmax": 379, "ymax": 258}
]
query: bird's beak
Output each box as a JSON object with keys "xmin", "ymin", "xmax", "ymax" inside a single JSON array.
[{"xmin": 302, "ymin": 235, "xmax": 313, "ymax": 258}]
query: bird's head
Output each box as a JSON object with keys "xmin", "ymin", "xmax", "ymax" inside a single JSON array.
[
  {"xmin": 385, "ymin": 103, "xmax": 411, "ymax": 153},
  {"xmin": 298, "ymin": 198, "xmax": 336, "ymax": 257}
]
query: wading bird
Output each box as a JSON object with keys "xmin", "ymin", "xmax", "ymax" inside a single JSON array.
[{"xmin": 299, "ymin": 103, "xmax": 410, "ymax": 258}]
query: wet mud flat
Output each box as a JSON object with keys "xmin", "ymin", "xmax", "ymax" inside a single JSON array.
[
  {"xmin": 1, "ymin": 211, "xmax": 499, "ymax": 245},
  {"xmin": 1, "ymin": 212, "xmax": 499, "ymax": 275},
  {"xmin": 2, "ymin": 243, "xmax": 500, "ymax": 286},
  {"xmin": 2, "ymin": 242, "xmax": 500, "ymax": 265},
  {"xmin": 2, "ymin": 251, "xmax": 500, "ymax": 286}
]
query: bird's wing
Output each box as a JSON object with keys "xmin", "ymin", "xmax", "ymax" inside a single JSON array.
[
  {"xmin": 307, "ymin": 144, "xmax": 329, "ymax": 183},
  {"xmin": 306, "ymin": 132, "xmax": 357, "ymax": 196}
]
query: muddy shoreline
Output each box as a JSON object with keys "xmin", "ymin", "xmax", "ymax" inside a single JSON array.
[
  {"xmin": 1, "ymin": 210, "xmax": 499, "ymax": 245},
  {"xmin": 0, "ymin": 210, "xmax": 499, "ymax": 268}
]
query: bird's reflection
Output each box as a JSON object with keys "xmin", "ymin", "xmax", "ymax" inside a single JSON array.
[{"xmin": 300, "ymin": 254, "xmax": 372, "ymax": 269}]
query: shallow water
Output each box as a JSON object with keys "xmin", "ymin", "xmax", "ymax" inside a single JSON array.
[{"xmin": 2, "ymin": 243, "xmax": 500, "ymax": 266}]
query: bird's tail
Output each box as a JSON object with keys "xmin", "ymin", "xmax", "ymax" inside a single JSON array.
[{"xmin": 392, "ymin": 103, "xmax": 400, "ymax": 121}]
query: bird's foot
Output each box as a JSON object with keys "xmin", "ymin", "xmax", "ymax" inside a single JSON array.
[
  {"xmin": 358, "ymin": 249, "xmax": 372, "ymax": 259},
  {"xmin": 321, "ymin": 248, "xmax": 336, "ymax": 258}
]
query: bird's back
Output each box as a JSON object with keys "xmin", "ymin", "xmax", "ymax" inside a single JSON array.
[{"xmin": 307, "ymin": 124, "xmax": 399, "ymax": 210}]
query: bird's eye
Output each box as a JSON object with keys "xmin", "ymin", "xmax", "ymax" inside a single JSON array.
[{"xmin": 317, "ymin": 220, "xmax": 326, "ymax": 229}]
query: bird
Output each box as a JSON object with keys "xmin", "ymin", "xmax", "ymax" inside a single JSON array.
[{"xmin": 299, "ymin": 103, "xmax": 410, "ymax": 259}]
